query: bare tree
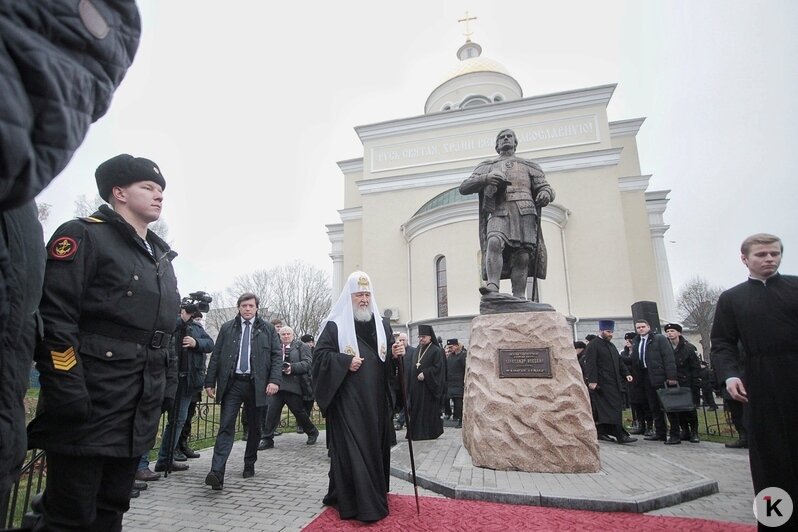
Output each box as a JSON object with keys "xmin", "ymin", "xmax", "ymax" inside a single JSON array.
[
  {"xmin": 267, "ymin": 262, "xmax": 332, "ymax": 337},
  {"xmin": 36, "ymin": 202, "xmax": 51, "ymax": 224},
  {"xmin": 677, "ymin": 276, "xmax": 724, "ymax": 362},
  {"xmin": 225, "ymin": 262, "xmax": 332, "ymax": 338},
  {"xmin": 72, "ymin": 193, "xmax": 170, "ymax": 242},
  {"xmin": 228, "ymin": 270, "xmax": 273, "ymax": 308},
  {"xmin": 74, "ymin": 193, "xmax": 104, "ymax": 217}
]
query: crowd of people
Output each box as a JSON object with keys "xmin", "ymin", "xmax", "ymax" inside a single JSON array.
[{"xmin": 577, "ymin": 319, "xmax": 747, "ymax": 447}]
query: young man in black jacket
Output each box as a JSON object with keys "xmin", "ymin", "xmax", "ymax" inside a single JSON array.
[{"xmin": 28, "ymin": 154, "xmax": 179, "ymax": 530}]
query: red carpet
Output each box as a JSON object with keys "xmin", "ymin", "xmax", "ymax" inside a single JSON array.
[{"xmin": 303, "ymin": 494, "xmax": 755, "ymax": 531}]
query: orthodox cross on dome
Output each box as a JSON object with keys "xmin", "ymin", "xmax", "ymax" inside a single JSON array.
[{"xmin": 458, "ymin": 10, "xmax": 477, "ymax": 42}]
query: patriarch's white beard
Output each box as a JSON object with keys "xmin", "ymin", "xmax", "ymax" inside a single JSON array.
[{"xmin": 353, "ymin": 307, "xmax": 373, "ymax": 322}]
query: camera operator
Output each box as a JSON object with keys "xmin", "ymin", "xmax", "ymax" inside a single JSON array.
[
  {"xmin": 178, "ymin": 310, "xmax": 209, "ymax": 460},
  {"xmin": 153, "ymin": 293, "xmax": 214, "ymax": 473},
  {"xmin": 258, "ymin": 326, "xmax": 319, "ymax": 449}
]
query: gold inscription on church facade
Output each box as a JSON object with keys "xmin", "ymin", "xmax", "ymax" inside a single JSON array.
[
  {"xmin": 498, "ymin": 348, "xmax": 552, "ymax": 379},
  {"xmin": 370, "ymin": 115, "xmax": 598, "ymax": 173}
]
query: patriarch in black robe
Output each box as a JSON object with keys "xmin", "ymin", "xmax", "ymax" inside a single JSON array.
[
  {"xmin": 312, "ymin": 271, "xmax": 401, "ymax": 523},
  {"xmin": 404, "ymin": 324, "xmax": 445, "ymax": 441},
  {"xmin": 711, "ymin": 234, "xmax": 797, "ymax": 528}
]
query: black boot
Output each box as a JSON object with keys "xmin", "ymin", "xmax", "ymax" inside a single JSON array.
[{"xmin": 180, "ymin": 441, "xmax": 201, "ymax": 458}]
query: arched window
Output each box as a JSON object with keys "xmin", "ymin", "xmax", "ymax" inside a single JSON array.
[{"xmin": 436, "ymin": 256, "xmax": 448, "ymax": 318}]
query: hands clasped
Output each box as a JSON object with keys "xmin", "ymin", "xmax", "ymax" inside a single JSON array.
[{"xmin": 349, "ymin": 355, "xmax": 363, "ymax": 372}]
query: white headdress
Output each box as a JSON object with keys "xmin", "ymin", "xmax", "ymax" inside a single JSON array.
[{"xmin": 320, "ymin": 271, "xmax": 387, "ymax": 361}]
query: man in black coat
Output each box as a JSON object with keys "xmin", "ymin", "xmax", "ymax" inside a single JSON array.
[
  {"xmin": 620, "ymin": 331, "xmax": 652, "ymax": 435},
  {"xmin": 0, "ymin": 2, "xmax": 140, "ymax": 504},
  {"xmin": 445, "ymin": 338, "xmax": 467, "ymax": 429},
  {"xmin": 27, "ymin": 154, "xmax": 179, "ymax": 530},
  {"xmin": 154, "ymin": 304, "xmax": 215, "ymax": 470},
  {"xmin": 711, "ymin": 233, "xmax": 797, "ymax": 529},
  {"xmin": 204, "ymin": 293, "xmax": 282, "ymax": 489},
  {"xmin": 632, "ymin": 319, "xmax": 678, "ymax": 442},
  {"xmin": 583, "ymin": 320, "xmax": 636, "ymax": 444},
  {"xmin": 258, "ymin": 326, "xmax": 319, "ymax": 449},
  {"xmin": 663, "ymin": 323, "xmax": 701, "ymax": 443}
]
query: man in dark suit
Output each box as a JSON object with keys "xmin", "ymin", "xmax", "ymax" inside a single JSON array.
[
  {"xmin": 203, "ymin": 293, "xmax": 282, "ymax": 489},
  {"xmin": 632, "ymin": 319, "xmax": 678, "ymax": 443}
]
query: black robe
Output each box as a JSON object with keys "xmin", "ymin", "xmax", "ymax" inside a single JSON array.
[
  {"xmin": 582, "ymin": 337, "xmax": 629, "ymax": 426},
  {"xmin": 404, "ymin": 342, "xmax": 445, "ymax": 440},
  {"xmin": 312, "ymin": 317, "xmax": 395, "ymax": 523},
  {"xmin": 711, "ymin": 274, "xmax": 798, "ymax": 513}
]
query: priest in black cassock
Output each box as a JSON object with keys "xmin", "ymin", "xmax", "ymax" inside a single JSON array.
[
  {"xmin": 404, "ymin": 324, "xmax": 445, "ymax": 441},
  {"xmin": 312, "ymin": 271, "xmax": 402, "ymax": 523},
  {"xmin": 711, "ymin": 233, "xmax": 797, "ymax": 529}
]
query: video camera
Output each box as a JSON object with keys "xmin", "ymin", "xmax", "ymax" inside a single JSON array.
[{"xmin": 180, "ymin": 291, "xmax": 213, "ymax": 314}]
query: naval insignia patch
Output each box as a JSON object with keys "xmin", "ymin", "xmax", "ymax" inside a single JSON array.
[
  {"xmin": 49, "ymin": 236, "xmax": 79, "ymax": 261},
  {"xmin": 51, "ymin": 347, "xmax": 77, "ymax": 371}
]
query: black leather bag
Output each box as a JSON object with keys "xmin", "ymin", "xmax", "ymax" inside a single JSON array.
[{"xmin": 656, "ymin": 384, "xmax": 695, "ymax": 413}]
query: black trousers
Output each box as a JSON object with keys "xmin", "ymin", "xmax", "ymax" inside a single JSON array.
[
  {"xmin": 39, "ymin": 452, "xmax": 138, "ymax": 532},
  {"xmin": 210, "ymin": 378, "xmax": 260, "ymax": 481},
  {"xmin": 701, "ymin": 383, "xmax": 718, "ymax": 408},
  {"xmin": 450, "ymin": 396, "xmax": 463, "ymax": 421},
  {"xmin": 631, "ymin": 400, "xmax": 652, "ymax": 430},
  {"xmin": 180, "ymin": 399, "xmax": 197, "ymax": 444},
  {"xmin": 262, "ymin": 391, "xmax": 317, "ymax": 441},
  {"xmin": 640, "ymin": 369, "xmax": 667, "ymax": 437},
  {"xmin": 725, "ymin": 397, "xmax": 748, "ymax": 441},
  {"xmin": 667, "ymin": 410, "xmax": 698, "ymax": 437}
]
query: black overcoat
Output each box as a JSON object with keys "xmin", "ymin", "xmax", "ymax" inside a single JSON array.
[
  {"xmin": 583, "ymin": 337, "xmax": 629, "ymax": 425},
  {"xmin": 632, "ymin": 333, "xmax": 677, "ymax": 386},
  {"xmin": 205, "ymin": 315, "xmax": 283, "ymax": 408},
  {"xmin": 446, "ymin": 349, "xmax": 467, "ymax": 398},
  {"xmin": 28, "ymin": 206, "xmax": 180, "ymax": 457}
]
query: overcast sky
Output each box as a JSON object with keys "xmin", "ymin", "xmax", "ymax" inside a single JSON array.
[{"xmin": 36, "ymin": 0, "xmax": 796, "ymax": 304}]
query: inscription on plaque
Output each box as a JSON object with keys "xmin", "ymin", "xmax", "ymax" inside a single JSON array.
[{"xmin": 498, "ymin": 348, "xmax": 552, "ymax": 378}]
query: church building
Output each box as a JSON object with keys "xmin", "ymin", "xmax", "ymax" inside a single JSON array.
[{"xmin": 326, "ymin": 35, "xmax": 675, "ymax": 344}]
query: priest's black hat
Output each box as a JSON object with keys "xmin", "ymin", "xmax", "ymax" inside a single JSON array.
[
  {"xmin": 418, "ymin": 324, "xmax": 435, "ymax": 337},
  {"xmin": 96, "ymin": 154, "xmax": 166, "ymax": 201}
]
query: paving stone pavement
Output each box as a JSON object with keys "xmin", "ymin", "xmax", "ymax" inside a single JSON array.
[{"xmin": 124, "ymin": 428, "xmax": 756, "ymax": 531}]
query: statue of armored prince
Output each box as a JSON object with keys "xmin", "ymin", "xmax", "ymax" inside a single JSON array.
[{"xmin": 459, "ymin": 129, "xmax": 554, "ymax": 304}]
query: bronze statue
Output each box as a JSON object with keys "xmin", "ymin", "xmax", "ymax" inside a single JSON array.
[{"xmin": 459, "ymin": 129, "xmax": 554, "ymax": 302}]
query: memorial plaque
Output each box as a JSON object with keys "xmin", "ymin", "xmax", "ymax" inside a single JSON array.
[{"xmin": 498, "ymin": 348, "xmax": 552, "ymax": 378}]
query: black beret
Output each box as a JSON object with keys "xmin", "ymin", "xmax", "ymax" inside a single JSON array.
[
  {"xmin": 624, "ymin": 332, "xmax": 636, "ymax": 340},
  {"xmin": 663, "ymin": 323, "xmax": 683, "ymax": 333},
  {"xmin": 300, "ymin": 334, "xmax": 313, "ymax": 343},
  {"xmin": 446, "ymin": 338, "xmax": 458, "ymax": 346},
  {"xmin": 95, "ymin": 154, "xmax": 166, "ymax": 201}
]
